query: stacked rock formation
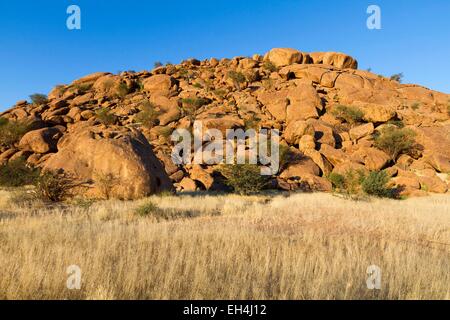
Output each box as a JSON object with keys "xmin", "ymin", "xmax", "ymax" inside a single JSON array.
[{"xmin": 1, "ymin": 48, "xmax": 449, "ymax": 199}]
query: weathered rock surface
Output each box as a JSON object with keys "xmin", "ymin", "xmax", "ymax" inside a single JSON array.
[
  {"xmin": 43, "ymin": 123, "xmax": 172, "ymax": 199},
  {"xmin": 1, "ymin": 47, "xmax": 449, "ymax": 198}
]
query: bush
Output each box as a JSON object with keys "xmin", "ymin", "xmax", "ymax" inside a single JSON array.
[
  {"xmin": 134, "ymin": 101, "xmax": 160, "ymax": 128},
  {"xmin": 181, "ymin": 97, "xmax": 210, "ymax": 121},
  {"xmin": 331, "ymin": 105, "xmax": 365, "ymax": 125},
  {"xmin": 73, "ymin": 82, "xmax": 93, "ymax": 94},
  {"xmin": 35, "ymin": 171, "xmax": 74, "ymax": 202},
  {"xmin": 329, "ymin": 169, "xmax": 397, "ymax": 199},
  {"xmin": 227, "ymin": 71, "xmax": 246, "ymax": 89},
  {"xmin": 0, "ymin": 118, "xmax": 31, "ymax": 148},
  {"xmin": 219, "ymin": 164, "xmax": 268, "ymax": 195},
  {"xmin": 96, "ymin": 108, "xmax": 117, "ymax": 125},
  {"xmin": 0, "ymin": 158, "xmax": 40, "ymax": 187},
  {"xmin": 374, "ymin": 126, "xmax": 416, "ymax": 160},
  {"xmin": 361, "ymin": 170, "xmax": 394, "ymax": 198},
  {"xmin": 116, "ymin": 82, "xmax": 130, "ymax": 98},
  {"xmin": 29, "ymin": 93, "xmax": 48, "ymax": 105},
  {"xmin": 328, "ymin": 170, "xmax": 364, "ymax": 197},
  {"xmin": 262, "ymin": 61, "xmax": 278, "ymax": 73},
  {"xmin": 154, "ymin": 61, "xmax": 163, "ymax": 68}
]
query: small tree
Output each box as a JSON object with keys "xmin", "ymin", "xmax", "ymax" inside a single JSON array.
[
  {"xmin": 29, "ymin": 93, "xmax": 48, "ymax": 105},
  {"xmin": 374, "ymin": 126, "xmax": 416, "ymax": 160},
  {"xmin": 390, "ymin": 73, "xmax": 404, "ymax": 83},
  {"xmin": 154, "ymin": 61, "xmax": 163, "ymax": 68},
  {"xmin": 331, "ymin": 105, "xmax": 365, "ymax": 126},
  {"xmin": 219, "ymin": 164, "xmax": 268, "ymax": 195}
]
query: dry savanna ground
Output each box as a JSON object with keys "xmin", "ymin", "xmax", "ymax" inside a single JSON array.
[{"xmin": 0, "ymin": 188, "xmax": 449, "ymax": 300}]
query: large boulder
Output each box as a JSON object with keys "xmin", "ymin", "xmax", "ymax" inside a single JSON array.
[
  {"xmin": 310, "ymin": 52, "xmax": 358, "ymax": 69},
  {"xmin": 43, "ymin": 123, "xmax": 172, "ymax": 200},
  {"xmin": 19, "ymin": 127, "xmax": 65, "ymax": 154},
  {"xmin": 143, "ymin": 75, "xmax": 177, "ymax": 97},
  {"xmin": 264, "ymin": 48, "xmax": 306, "ymax": 67}
]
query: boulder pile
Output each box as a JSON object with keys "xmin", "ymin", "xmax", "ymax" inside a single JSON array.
[{"xmin": 1, "ymin": 48, "xmax": 449, "ymax": 198}]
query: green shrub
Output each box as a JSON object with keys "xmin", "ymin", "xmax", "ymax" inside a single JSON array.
[
  {"xmin": 0, "ymin": 118, "xmax": 32, "ymax": 148},
  {"xmin": 116, "ymin": 82, "xmax": 130, "ymax": 98},
  {"xmin": 329, "ymin": 170, "xmax": 397, "ymax": 199},
  {"xmin": 219, "ymin": 164, "xmax": 268, "ymax": 195},
  {"xmin": 374, "ymin": 126, "xmax": 416, "ymax": 160},
  {"xmin": 390, "ymin": 73, "xmax": 404, "ymax": 83},
  {"xmin": 35, "ymin": 171, "xmax": 73, "ymax": 202},
  {"xmin": 96, "ymin": 108, "xmax": 117, "ymax": 125},
  {"xmin": 331, "ymin": 105, "xmax": 365, "ymax": 125},
  {"xmin": 181, "ymin": 98, "xmax": 210, "ymax": 121},
  {"xmin": 134, "ymin": 101, "xmax": 160, "ymax": 128},
  {"xmin": 212, "ymin": 89, "xmax": 227, "ymax": 99},
  {"xmin": 227, "ymin": 71, "xmax": 246, "ymax": 89},
  {"xmin": 0, "ymin": 158, "xmax": 40, "ymax": 187},
  {"xmin": 29, "ymin": 93, "xmax": 48, "ymax": 105},
  {"xmin": 262, "ymin": 61, "xmax": 278, "ymax": 73},
  {"xmin": 73, "ymin": 82, "xmax": 93, "ymax": 94},
  {"xmin": 361, "ymin": 171, "xmax": 393, "ymax": 198},
  {"xmin": 411, "ymin": 102, "xmax": 421, "ymax": 110},
  {"xmin": 154, "ymin": 61, "xmax": 163, "ymax": 68},
  {"xmin": 328, "ymin": 170, "xmax": 364, "ymax": 197}
]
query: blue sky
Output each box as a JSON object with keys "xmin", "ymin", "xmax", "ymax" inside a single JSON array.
[{"xmin": 0, "ymin": 0, "xmax": 449, "ymax": 111}]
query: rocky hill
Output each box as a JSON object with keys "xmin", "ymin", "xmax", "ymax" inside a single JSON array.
[{"xmin": 1, "ymin": 48, "xmax": 449, "ymax": 199}]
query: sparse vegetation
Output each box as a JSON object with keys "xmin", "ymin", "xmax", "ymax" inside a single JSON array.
[
  {"xmin": 0, "ymin": 192, "xmax": 448, "ymax": 299},
  {"xmin": 0, "ymin": 118, "xmax": 32, "ymax": 148},
  {"xmin": 134, "ymin": 101, "xmax": 160, "ymax": 128},
  {"xmin": 116, "ymin": 82, "xmax": 130, "ymax": 98},
  {"xmin": 73, "ymin": 82, "xmax": 93, "ymax": 94},
  {"xmin": 411, "ymin": 101, "xmax": 421, "ymax": 110},
  {"xmin": 361, "ymin": 170, "xmax": 395, "ymax": 198},
  {"xmin": 227, "ymin": 71, "xmax": 246, "ymax": 89},
  {"xmin": 94, "ymin": 173, "xmax": 118, "ymax": 200},
  {"xmin": 390, "ymin": 73, "xmax": 404, "ymax": 83},
  {"xmin": 329, "ymin": 169, "xmax": 396, "ymax": 199},
  {"xmin": 29, "ymin": 93, "xmax": 48, "ymax": 105},
  {"xmin": 35, "ymin": 171, "xmax": 74, "ymax": 202},
  {"xmin": 262, "ymin": 61, "xmax": 278, "ymax": 73},
  {"xmin": 0, "ymin": 158, "xmax": 40, "ymax": 187},
  {"xmin": 96, "ymin": 108, "xmax": 117, "ymax": 125},
  {"xmin": 154, "ymin": 61, "xmax": 163, "ymax": 68},
  {"xmin": 331, "ymin": 105, "xmax": 365, "ymax": 125},
  {"xmin": 328, "ymin": 170, "xmax": 365, "ymax": 198},
  {"xmin": 219, "ymin": 164, "xmax": 268, "ymax": 195},
  {"xmin": 374, "ymin": 126, "xmax": 416, "ymax": 160},
  {"xmin": 181, "ymin": 97, "xmax": 210, "ymax": 121}
]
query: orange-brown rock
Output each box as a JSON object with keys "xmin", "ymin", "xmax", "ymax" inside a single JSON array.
[
  {"xmin": 19, "ymin": 127, "xmax": 65, "ymax": 154},
  {"xmin": 43, "ymin": 123, "xmax": 172, "ymax": 199}
]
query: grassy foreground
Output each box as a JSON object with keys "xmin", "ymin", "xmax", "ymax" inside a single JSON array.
[{"xmin": 0, "ymin": 189, "xmax": 449, "ymax": 300}]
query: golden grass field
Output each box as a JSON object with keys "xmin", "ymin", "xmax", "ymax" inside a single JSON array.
[{"xmin": 0, "ymin": 189, "xmax": 449, "ymax": 300}]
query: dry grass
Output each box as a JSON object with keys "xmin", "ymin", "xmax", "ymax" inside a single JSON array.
[{"xmin": 0, "ymin": 189, "xmax": 449, "ymax": 300}]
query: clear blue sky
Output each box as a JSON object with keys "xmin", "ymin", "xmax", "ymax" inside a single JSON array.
[{"xmin": 1, "ymin": 0, "xmax": 449, "ymax": 111}]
